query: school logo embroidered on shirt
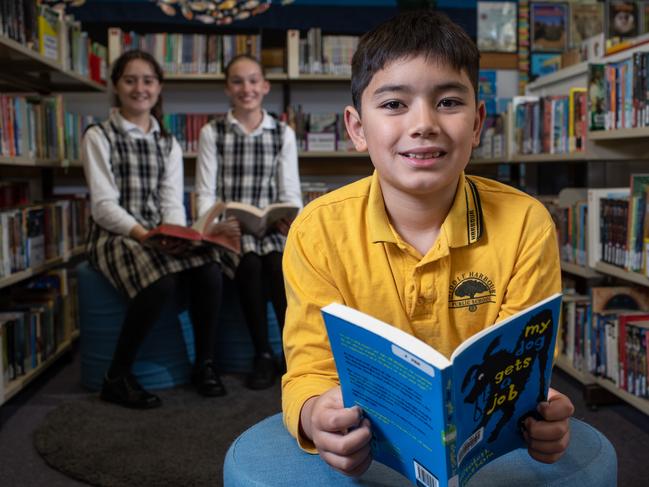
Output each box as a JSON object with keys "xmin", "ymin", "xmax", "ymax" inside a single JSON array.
[{"xmin": 448, "ymin": 272, "xmax": 496, "ymax": 312}]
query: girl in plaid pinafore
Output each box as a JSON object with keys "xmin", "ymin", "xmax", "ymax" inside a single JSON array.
[
  {"xmin": 195, "ymin": 55, "xmax": 302, "ymax": 390},
  {"xmin": 83, "ymin": 51, "xmax": 238, "ymax": 408}
]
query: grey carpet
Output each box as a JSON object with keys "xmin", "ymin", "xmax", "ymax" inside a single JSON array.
[{"xmin": 33, "ymin": 376, "xmax": 281, "ymax": 487}]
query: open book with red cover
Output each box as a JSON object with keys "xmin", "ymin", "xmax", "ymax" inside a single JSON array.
[{"xmin": 143, "ymin": 202, "xmax": 240, "ymax": 254}]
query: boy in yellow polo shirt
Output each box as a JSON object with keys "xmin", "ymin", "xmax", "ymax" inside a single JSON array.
[{"xmin": 281, "ymin": 9, "xmax": 574, "ymax": 479}]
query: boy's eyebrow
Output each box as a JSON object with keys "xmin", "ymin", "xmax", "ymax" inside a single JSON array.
[{"xmin": 372, "ymin": 81, "xmax": 471, "ymax": 98}]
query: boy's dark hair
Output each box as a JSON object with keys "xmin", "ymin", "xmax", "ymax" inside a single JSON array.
[
  {"xmin": 351, "ymin": 9, "xmax": 480, "ymax": 112},
  {"xmin": 110, "ymin": 49, "xmax": 169, "ymax": 138},
  {"xmin": 224, "ymin": 54, "xmax": 266, "ymax": 81}
]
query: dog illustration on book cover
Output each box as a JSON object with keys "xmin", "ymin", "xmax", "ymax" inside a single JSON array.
[{"xmin": 461, "ymin": 309, "xmax": 554, "ymax": 443}]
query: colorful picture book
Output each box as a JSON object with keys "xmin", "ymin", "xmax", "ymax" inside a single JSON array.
[
  {"xmin": 570, "ymin": 2, "xmax": 604, "ymax": 47},
  {"xmin": 322, "ymin": 293, "xmax": 563, "ymax": 487},
  {"xmin": 606, "ymin": 0, "xmax": 639, "ymax": 39},
  {"xmin": 477, "ymin": 1, "xmax": 518, "ymax": 52},
  {"xmin": 531, "ymin": 2, "xmax": 569, "ymax": 52}
]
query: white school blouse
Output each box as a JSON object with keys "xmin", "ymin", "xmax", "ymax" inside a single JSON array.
[
  {"xmin": 82, "ymin": 111, "xmax": 186, "ymax": 236},
  {"xmin": 194, "ymin": 110, "xmax": 302, "ymax": 219}
]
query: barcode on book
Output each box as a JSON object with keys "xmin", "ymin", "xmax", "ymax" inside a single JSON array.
[
  {"xmin": 457, "ymin": 427, "xmax": 484, "ymax": 465},
  {"xmin": 414, "ymin": 460, "xmax": 438, "ymax": 487}
]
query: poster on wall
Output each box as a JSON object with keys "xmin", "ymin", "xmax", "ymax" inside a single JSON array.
[
  {"xmin": 531, "ymin": 2, "xmax": 569, "ymax": 51},
  {"xmin": 477, "ymin": 1, "xmax": 517, "ymax": 52},
  {"xmin": 606, "ymin": 0, "xmax": 639, "ymax": 39}
]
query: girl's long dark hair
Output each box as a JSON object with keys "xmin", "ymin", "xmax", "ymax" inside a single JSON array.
[{"xmin": 110, "ymin": 49, "xmax": 169, "ymax": 138}]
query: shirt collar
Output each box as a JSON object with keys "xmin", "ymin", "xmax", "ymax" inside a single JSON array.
[
  {"xmin": 368, "ymin": 172, "xmax": 484, "ymax": 248},
  {"xmin": 111, "ymin": 109, "xmax": 160, "ymax": 136},
  {"xmin": 226, "ymin": 109, "xmax": 274, "ymax": 135}
]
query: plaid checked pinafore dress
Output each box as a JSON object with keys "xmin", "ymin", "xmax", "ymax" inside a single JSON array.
[
  {"xmin": 212, "ymin": 115, "xmax": 287, "ymax": 275},
  {"xmin": 86, "ymin": 116, "xmax": 221, "ymax": 299}
]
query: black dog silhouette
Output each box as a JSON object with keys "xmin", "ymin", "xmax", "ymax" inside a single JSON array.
[{"xmin": 460, "ymin": 309, "xmax": 554, "ymax": 443}]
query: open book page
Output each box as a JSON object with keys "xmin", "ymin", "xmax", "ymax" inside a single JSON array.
[
  {"xmin": 192, "ymin": 201, "xmax": 226, "ymax": 235},
  {"xmin": 449, "ymin": 293, "xmax": 562, "ymax": 486},
  {"xmin": 225, "ymin": 202, "xmax": 299, "ymax": 238},
  {"xmin": 143, "ymin": 222, "xmax": 240, "ymax": 254},
  {"xmin": 322, "ymin": 304, "xmax": 454, "ymax": 487}
]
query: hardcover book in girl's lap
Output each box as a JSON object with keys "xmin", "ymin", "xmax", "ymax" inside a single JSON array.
[{"xmin": 321, "ymin": 293, "xmax": 562, "ymax": 487}]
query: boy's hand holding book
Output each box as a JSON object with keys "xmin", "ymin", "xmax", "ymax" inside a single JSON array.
[
  {"xmin": 523, "ymin": 388, "xmax": 574, "ymax": 464},
  {"xmin": 300, "ymin": 386, "xmax": 373, "ymax": 477}
]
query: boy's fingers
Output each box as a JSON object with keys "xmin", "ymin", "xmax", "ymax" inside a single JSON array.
[
  {"xmin": 524, "ymin": 417, "xmax": 570, "ymax": 441},
  {"xmin": 537, "ymin": 396, "xmax": 575, "ymax": 421}
]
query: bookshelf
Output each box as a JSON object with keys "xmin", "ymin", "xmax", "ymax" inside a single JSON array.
[
  {"xmin": 0, "ymin": 35, "xmax": 105, "ymax": 93},
  {"xmin": 0, "ymin": 4, "xmax": 102, "ymax": 406},
  {"xmin": 523, "ymin": 37, "xmax": 649, "ymax": 417}
]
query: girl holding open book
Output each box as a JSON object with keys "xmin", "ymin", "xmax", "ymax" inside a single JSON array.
[
  {"xmin": 195, "ymin": 54, "xmax": 302, "ymax": 390},
  {"xmin": 82, "ymin": 50, "xmax": 238, "ymax": 408}
]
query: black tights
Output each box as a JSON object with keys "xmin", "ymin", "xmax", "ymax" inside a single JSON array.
[
  {"xmin": 234, "ymin": 252, "xmax": 286, "ymax": 357},
  {"xmin": 107, "ymin": 262, "xmax": 223, "ymax": 379}
]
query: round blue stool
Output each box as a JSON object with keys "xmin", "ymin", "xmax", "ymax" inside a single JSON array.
[
  {"xmin": 223, "ymin": 414, "xmax": 617, "ymax": 487},
  {"xmin": 77, "ymin": 262, "xmax": 195, "ymax": 391}
]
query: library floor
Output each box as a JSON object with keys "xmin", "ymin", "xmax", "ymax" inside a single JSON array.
[{"xmin": 1, "ymin": 350, "xmax": 648, "ymax": 487}]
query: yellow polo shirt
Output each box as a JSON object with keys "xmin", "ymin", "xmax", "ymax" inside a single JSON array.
[{"xmin": 281, "ymin": 172, "xmax": 561, "ymax": 449}]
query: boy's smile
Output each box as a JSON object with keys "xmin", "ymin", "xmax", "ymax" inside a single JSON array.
[{"xmin": 345, "ymin": 55, "xmax": 485, "ymax": 202}]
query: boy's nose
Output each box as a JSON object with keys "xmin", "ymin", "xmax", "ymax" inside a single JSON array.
[{"xmin": 409, "ymin": 105, "xmax": 439, "ymax": 138}]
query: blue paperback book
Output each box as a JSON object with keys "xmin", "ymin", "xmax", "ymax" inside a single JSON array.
[{"xmin": 322, "ymin": 292, "xmax": 562, "ymax": 487}]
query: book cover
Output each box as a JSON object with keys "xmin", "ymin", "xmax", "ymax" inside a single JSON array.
[
  {"xmin": 606, "ymin": 0, "xmax": 639, "ymax": 39},
  {"xmin": 143, "ymin": 223, "xmax": 240, "ymax": 255},
  {"xmin": 531, "ymin": 2, "xmax": 569, "ymax": 52},
  {"xmin": 322, "ymin": 293, "xmax": 562, "ymax": 487},
  {"xmin": 477, "ymin": 1, "xmax": 518, "ymax": 53},
  {"xmin": 570, "ymin": 3, "xmax": 604, "ymax": 48},
  {"xmin": 588, "ymin": 64, "xmax": 607, "ymax": 131}
]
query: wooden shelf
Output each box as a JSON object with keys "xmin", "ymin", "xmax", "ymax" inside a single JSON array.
[
  {"xmin": 288, "ymin": 73, "xmax": 350, "ymax": 82},
  {"xmin": 0, "ymin": 35, "xmax": 106, "ymax": 93},
  {"xmin": 555, "ymin": 355, "xmax": 595, "ymax": 385},
  {"xmin": 0, "ymin": 246, "xmax": 85, "ymax": 291},
  {"xmin": 588, "ymin": 127, "xmax": 649, "ymax": 141},
  {"xmin": 469, "ymin": 157, "xmax": 508, "ymax": 165},
  {"xmin": 1, "ymin": 335, "xmax": 77, "ymax": 404},
  {"xmin": 560, "ymin": 261, "xmax": 601, "ymax": 279},
  {"xmin": 555, "ymin": 355, "xmax": 649, "ymax": 415},
  {"xmin": 0, "ymin": 156, "xmax": 60, "ymax": 167},
  {"xmin": 594, "ymin": 261, "xmax": 649, "ymax": 287},
  {"xmin": 165, "ymin": 72, "xmax": 288, "ymax": 83},
  {"xmin": 183, "ymin": 151, "xmax": 370, "ymax": 160},
  {"xmin": 299, "ymin": 151, "xmax": 368, "ymax": 158}
]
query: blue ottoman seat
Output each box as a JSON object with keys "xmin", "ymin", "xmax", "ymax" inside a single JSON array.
[
  {"xmin": 77, "ymin": 261, "xmax": 195, "ymax": 391},
  {"xmin": 224, "ymin": 414, "xmax": 617, "ymax": 487},
  {"xmin": 77, "ymin": 262, "xmax": 283, "ymax": 391}
]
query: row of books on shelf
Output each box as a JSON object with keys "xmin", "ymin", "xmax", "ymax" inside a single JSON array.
[
  {"xmin": 473, "ymin": 114, "xmax": 506, "ymax": 160},
  {"xmin": 1, "ymin": 269, "xmax": 78, "ymax": 398},
  {"xmin": 0, "ymin": 197, "xmax": 89, "ymax": 279},
  {"xmin": 287, "ymin": 28, "xmax": 358, "ymax": 76},
  {"xmin": 560, "ymin": 286, "xmax": 649, "ymax": 400},
  {"xmin": 588, "ymin": 50, "xmax": 649, "ymax": 131},
  {"xmin": 165, "ymin": 109, "xmax": 355, "ymax": 155},
  {"xmin": 548, "ymin": 175, "xmax": 649, "ymax": 276},
  {"xmin": 0, "ymin": 93, "xmax": 97, "ymax": 162},
  {"xmin": 1, "ymin": 2, "xmax": 106, "ymax": 84},
  {"xmin": 511, "ymin": 90, "xmax": 587, "ymax": 157},
  {"xmin": 107, "ymin": 28, "xmax": 259, "ymax": 75},
  {"xmin": 107, "ymin": 27, "xmax": 359, "ymax": 78}
]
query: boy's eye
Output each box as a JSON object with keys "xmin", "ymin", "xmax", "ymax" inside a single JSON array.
[
  {"xmin": 380, "ymin": 100, "xmax": 404, "ymax": 110},
  {"xmin": 439, "ymin": 98, "xmax": 463, "ymax": 109}
]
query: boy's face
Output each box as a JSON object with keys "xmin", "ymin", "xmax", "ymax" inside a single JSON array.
[{"xmin": 345, "ymin": 55, "xmax": 485, "ymax": 200}]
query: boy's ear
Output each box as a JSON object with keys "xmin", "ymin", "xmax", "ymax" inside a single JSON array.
[
  {"xmin": 471, "ymin": 100, "xmax": 487, "ymax": 148},
  {"xmin": 344, "ymin": 105, "xmax": 367, "ymax": 152}
]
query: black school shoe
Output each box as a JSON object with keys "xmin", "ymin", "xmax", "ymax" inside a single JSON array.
[
  {"xmin": 247, "ymin": 352, "xmax": 277, "ymax": 390},
  {"xmin": 100, "ymin": 373, "xmax": 162, "ymax": 409},
  {"xmin": 193, "ymin": 360, "xmax": 227, "ymax": 397}
]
